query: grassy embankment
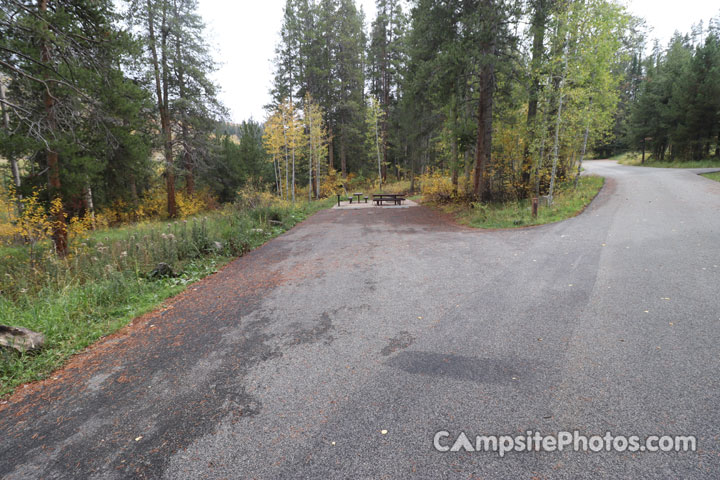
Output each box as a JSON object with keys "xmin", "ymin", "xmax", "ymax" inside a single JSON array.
[
  {"xmin": 614, "ymin": 152, "xmax": 720, "ymax": 168},
  {"xmin": 701, "ymin": 172, "xmax": 720, "ymax": 182},
  {"xmin": 0, "ymin": 196, "xmax": 333, "ymax": 397},
  {"xmin": 424, "ymin": 176, "xmax": 605, "ymax": 229}
]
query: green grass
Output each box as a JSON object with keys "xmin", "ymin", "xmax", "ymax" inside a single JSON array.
[
  {"xmin": 427, "ymin": 176, "xmax": 605, "ymax": 229},
  {"xmin": 616, "ymin": 152, "xmax": 720, "ymax": 168},
  {"xmin": 0, "ymin": 197, "xmax": 333, "ymax": 397},
  {"xmin": 701, "ymin": 172, "xmax": 720, "ymax": 182},
  {"xmin": 610, "ymin": 152, "xmax": 642, "ymax": 163}
]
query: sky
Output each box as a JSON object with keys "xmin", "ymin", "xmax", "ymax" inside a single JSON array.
[{"xmin": 196, "ymin": 0, "xmax": 720, "ymax": 123}]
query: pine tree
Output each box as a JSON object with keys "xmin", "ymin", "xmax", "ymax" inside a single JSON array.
[
  {"xmin": 329, "ymin": 0, "xmax": 366, "ymax": 180},
  {"xmin": 129, "ymin": 0, "xmax": 223, "ymax": 216},
  {"xmin": 169, "ymin": 0, "xmax": 224, "ymax": 196},
  {"xmin": 0, "ymin": 0, "xmax": 148, "ymax": 254},
  {"xmin": 368, "ymin": 0, "xmax": 407, "ymax": 182}
]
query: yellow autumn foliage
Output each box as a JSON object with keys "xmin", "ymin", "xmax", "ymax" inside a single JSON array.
[
  {"xmin": 105, "ymin": 187, "xmax": 216, "ymax": 224},
  {"xmin": 0, "ymin": 183, "xmax": 218, "ymax": 247},
  {"xmin": 235, "ymin": 181, "xmax": 290, "ymax": 210},
  {"xmin": 5, "ymin": 188, "xmax": 53, "ymax": 245},
  {"xmin": 419, "ymin": 170, "xmax": 456, "ymax": 203}
]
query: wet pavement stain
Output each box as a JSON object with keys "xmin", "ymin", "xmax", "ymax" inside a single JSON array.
[{"xmin": 380, "ymin": 331, "xmax": 415, "ymax": 356}]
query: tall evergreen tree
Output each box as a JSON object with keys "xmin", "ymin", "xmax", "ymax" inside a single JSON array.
[
  {"xmin": 128, "ymin": 0, "xmax": 223, "ymax": 216},
  {"xmin": 0, "ymin": 0, "xmax": 151, "ymax": 253},
  {"xmin": 169, "ymin": 0, "xmax": 224, "ymax": 195},
  {"xmin": 367, "ymin": 0, "xmax": 407, "ymax": 181},
  {"xmin": 333, "ymin": 0, "xmax": 366, "ymax": 179},
  {"xmin": 272, "ymin": 0, "xmax": 366, "ymax": 181}
]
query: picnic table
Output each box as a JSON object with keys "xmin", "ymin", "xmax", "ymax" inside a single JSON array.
[
  {"xmin": 372, "ymin": 193, "xmax": 406, "ymax": 206},
  {"xmin": 336, "ymin": 192, "xmax": 369, "ymax": 206}
]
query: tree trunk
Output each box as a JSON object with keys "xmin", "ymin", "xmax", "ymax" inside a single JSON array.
[
  {"xmin": 39, "ymin": 0, "xmax": 67, "ymax": 255},
  {"xmin": 46, "ymin": 141, "xmax": 65, "ymax": 254},
  {"xmin": 184, "ymin": 150, "xmax": 194, "ymax": 195},
  {"xmin": 278, "ymin": 158, "xmax": 283, "ymax": 199},
  {"xmin": 380, "ymin": 148, "xmax": 387, "ymax": 182},
  {"xmin": 463, "ymin": 84, "xmax": 472, "ymax": 188},
  {"xmin": 340, "ymin": 130, "xmax": 347, "ymax": 180},
  {"xmin": 464, "ymin": 149, "xmax": 471, "ymax": 186},
  {"xmin": 316, "ymin": 155, "xmax": 321, "ymax": 198},
  {"xmin": 173, "ymin": 4, "xmax": 193, "ymax": 198},
  {"xmin": 308, "ymin": 142, "xmax": 313, "ymax": 201},
  {"xmin": 291, "ymin": 145, "xmax": 296, "ymax": 204},
  {"xmin": 451, "ymin": 135, "xmax": 458, "ymax": 195},
  {"xmin": 272, "ymin": 154, "xmax": 280, "ymax": 197},
  {"xmin": 573, "ymin": 98, "xmax": 592, "ymax": 189},
  {"xmin": 163, "ymin": 123, "xmax": 176, "ymax": 216},
  {"xmin": 641, "ymin": 137, "xmax": 646, "ymax": 163},
  {"xmin": 284, "ymin": 146, "xmax": 289, "ymax": 202},
  {"xmin": 161, "ymin": 3, "xmax": 176, "ymax": 216},
  {"xmin": 129, "ymin": 174, "xmax": 139, "ymax": 204},
  {"xmin": 289, "ymin": 96, "xmax": 295, "ymax": 204},
  {"xmin": 281, "ymin": 107, "xmax": 290, "ymax": 201},
  {"xmin": 0, "ymin": 80, "xmax": 22, "ymax": 213},
  {"xmin": 82, "ymin": 183, "xmax": 96, "ymax": 229},
  {"xmin": 375, "ymin": 106, "xmax": 382, "ymax": 190},
  {"xmin": 316, "ymin": 133, "xmax": 321, "ymax": 198},
  {"xmin": 548, "ymin": 38, "xmax": 569, "ymax": 203},
  {"xmin": 328, "ymin": 125, "xmax": 334, "ymax": 171},
  {"xmin": 533, "ymin": 112, "xmax": 548, "ymax": 199},
  {"xmin": 308, "ymin": 111, "xmax": 313, "ymax": 201},
  {"xmin": 523, "ymin": 0, "xmax": 549, "ymax": 188},
  {"xmin": 147, "ymin": 0, "xmax": 176, "ymax": 217},
  {"xmin": 473, "ymin": 62, "xmax": 495, "ymax": 200},
  {"xmin": 316, "ymin": 130, "xmax": 321, "ymax": 198},
  {"xmin": 382, "ymin": 30, "xmax": 389, "ymax": 183},
  {"xmin": 410, "ymin": 149, "xmax": 416, "ymax": 194}
]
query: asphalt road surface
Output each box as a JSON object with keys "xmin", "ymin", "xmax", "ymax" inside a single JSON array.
[{"xmin": 2, "ymin": 160, "xmax": 720, "ymax": 479}]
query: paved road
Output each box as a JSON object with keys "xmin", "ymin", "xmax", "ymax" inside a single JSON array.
[{"xmin": 2, "ymin": 161, "xmax": 720, "ymax": 479}]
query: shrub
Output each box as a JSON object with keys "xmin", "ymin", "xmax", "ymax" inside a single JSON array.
[
  {"xmin": 379, "ymin": 179, "xmax": 411, "ymax": 195},
  {"xmin": 319, "ymin": 168, "xmax": 342, "ymax": 197},
  {"xmin": 419, "ymin": 170, "xmax": 456, "ymax": 203}
]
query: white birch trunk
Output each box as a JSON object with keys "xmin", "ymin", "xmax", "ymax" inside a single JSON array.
[
  {"xmin": 291, "ymin": 146, "xmax": 296, "ymax": 204},
  {"xmin": 316, "ymin": 133, "xmax": 321, "ymax": 198},
  {"xmin": 83, "ymin": 183, "xmax": 96, "ymax": 229},
  {"xmin": 308, "ymin": 111, "xmax": 313, "ymax": 201},
  {"xmin": 375, "ymin": 105, "xmax": 382, "ymax": 191},
  {"xmin": 273, "ymin": 154, "xmax": 281, "ymax": 198},
  {"xmin": 282, "ymin": 111, "xmax": 289, "ymax": 201},
  {"xmin": 575, "ymin": 120, "xmax": 590, "ymax": 187},
  {"xmin": 548, "ymin": 38, "xmax": 569, "ymax": 203},
  {"xmin": 0, "ymin": 79, "xmax": 22, "ymax": 212}
]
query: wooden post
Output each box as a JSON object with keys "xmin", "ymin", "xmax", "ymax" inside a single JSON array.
[
  {"xmin": 532, "ymin": 197, "xmax": 539, "ymax": 218},
  {"xmin": 641, "ymin": 137, "xmax": 646, "ymax": 164}
]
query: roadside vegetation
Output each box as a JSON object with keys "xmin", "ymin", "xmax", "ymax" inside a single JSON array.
[
  {"xmin": 615, "ymin": 152, "xmax": 720, "ymax": 168},
  {"xmin": 701, "ymin": 172, "xmax": 720, "ymax": 182},
  {"xmin": 419, "ymin": 172, "xmax": 604, "ymax": 229},
  {"xmin": 0, "ymin": 186, "xmax": 332, "ymax": 397}
]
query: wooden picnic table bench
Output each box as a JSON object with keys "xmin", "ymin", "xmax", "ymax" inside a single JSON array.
[
  {"xmin": 336, "ymin": 193, "xmax": 369, "ymax": 205},
  {"xmin": 372, "ymin": 193, "xmax": 406, "ymax": 206},
  {"xmin": 352, "ymin": 192, "xmax": 367, "ymax": 204}
]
